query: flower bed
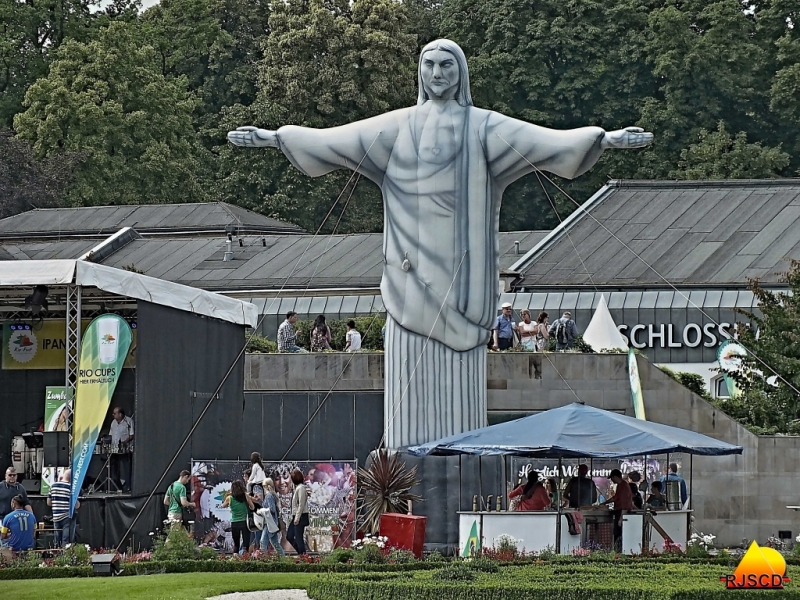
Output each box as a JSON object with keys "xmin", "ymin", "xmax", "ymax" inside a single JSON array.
[{"xmin": 307, "ymin": 562, "xmax": 800, "ymax": 600}]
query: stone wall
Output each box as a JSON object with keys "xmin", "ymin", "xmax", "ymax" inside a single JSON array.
[{"xmin": 245, "ymin": 352, "xmax": 798, "ymax": 547}]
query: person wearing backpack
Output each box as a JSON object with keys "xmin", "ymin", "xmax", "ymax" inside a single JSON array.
[
  {"xmin": 164, "ymin": 470, "xmax": 195, "ymax": 527},
  {"xmin": 548, "ymin": 311, "xmax": 579, "ymax": 351}
]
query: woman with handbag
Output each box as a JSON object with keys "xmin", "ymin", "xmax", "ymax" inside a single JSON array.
[
  {"xmin": 257, "ymin": 478, "xmax": 285, "ymax": 555},
  {"xmin": 222, "ymin": 479, "xmax": 255, "ymax": 555},
  {"xmin": 247, "ymin": 453, "xmax": 267, "ymax": 501},
  {"xmin": 287, "ymin": 468, "xmax": 310, "ymax": 555}
]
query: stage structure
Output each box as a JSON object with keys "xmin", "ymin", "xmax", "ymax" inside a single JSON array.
[
  {"xmin": 0, "ymin": 258, "xmax": 257, "ymax": 548},
  {"xmin": 228, "ymin": 39, "xmax": 654, "ymax": 448}
]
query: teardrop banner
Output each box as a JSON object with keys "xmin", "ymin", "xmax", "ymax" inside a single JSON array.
[
  {"xmin": 70, "ymin": 315, "xmax": 132, "ymax": 516},
  {"xmin": 628, "ymin": 347, "xmax": 646, "ymax": 420},
  {"xmin": 717, "ymin": 339, "xmax": 747, "ymax": 399}
]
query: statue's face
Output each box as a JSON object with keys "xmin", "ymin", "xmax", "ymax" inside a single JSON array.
[{"xmin": 421, "ymin": 49, "xmax": 460, "ymax": 101}]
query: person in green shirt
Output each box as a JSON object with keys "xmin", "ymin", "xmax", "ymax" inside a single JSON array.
[
  {"xmin": 165, "ymin": 470, "xmax": 195, "ymax": 526},
  {"xmin": 222, "ymin": 479, "xmax": 255, "ymax": 555}
]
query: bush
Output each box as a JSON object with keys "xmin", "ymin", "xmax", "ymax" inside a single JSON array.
[
  {"xmin": 306, "ymin": 562, "xmax": 800, "ymax": 599},
  {"xmin": 321, "ymin": 548, "xmax": 355, "ymax": 565},
  {"xmin": 246, "ymin": 331, "xmax": 277, "ymax": 353},
  {"xmin": 53, "ymin": 544, "xmax": 91, "ymax": 567},
  {"xmin": 353, "ymin": 545, "xmax": 386, "ymax": 565},
  {"xmin": 152, "ymin": 524, "xmax": 197, "ymax": 561},
  {"xmin": 387, "ymin": 549, "xmax": 417, "ymax": 564}
]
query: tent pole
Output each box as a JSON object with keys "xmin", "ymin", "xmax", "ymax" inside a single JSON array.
[
  {"xmin": 556, "ymin": 456, "xmax": 562, "ymax": 554},
  {"xmin": 642, "ymin": 454, "xmax": 648, "ymax": 555},
  {"xmin": 689, "ymin": 454, "xmax": 693, "ymax": 511}
]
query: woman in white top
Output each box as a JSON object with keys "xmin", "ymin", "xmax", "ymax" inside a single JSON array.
[
  {"xmin": 518, "ymin": 309, "xmax": 537, "ymax": 351},
  {"xmin": 287, "ymin": 468, "xmax": 310, "ymax": 554},
  {"xmin": 247, "ymin": 452, "xmax": 267, "ymax": 501}
]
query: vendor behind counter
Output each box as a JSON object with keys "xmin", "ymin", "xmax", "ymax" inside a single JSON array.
[{"xmin": 509, "ymin": 471, "xmax": 550, "ymax": 511}]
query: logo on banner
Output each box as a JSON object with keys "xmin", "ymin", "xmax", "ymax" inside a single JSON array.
[
  {"xmin": 7, "ymin": 327, "xmax": 37, "ymax": 364},
  {"xmin": 721, "ymin": 541, "xmax": 790, "ymax": 589},
  {"xmin": 209, "ymin": 483, "xmax": 232, "ymax": 521},
  {"xmin": 718, "ymin": 339, "xmax": 747, "ymax": 399}
]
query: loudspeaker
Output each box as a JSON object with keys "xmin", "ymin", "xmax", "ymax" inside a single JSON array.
[
  {"xmin": 43, "ymin": 431, "xmax": 69, "ymax": 467},
  {"xmin": 91, "ymin": 553, "xmax": 121, "ymax": 576}
]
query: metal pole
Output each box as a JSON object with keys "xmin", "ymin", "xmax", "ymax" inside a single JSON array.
[
  {"xmin": 65, "ymin": 285, "xmax": 81, "ymax": 462},
  {"xmin": 642, "ymin": 454, "xmax": 649, "ymax": 554},
  {"xmin": 556, "ymin": 456, "xmax": 562, "ymax": 554},
  {"xmin": 689, "ymin": 454, "xmax": 693, "ymax": 511}
]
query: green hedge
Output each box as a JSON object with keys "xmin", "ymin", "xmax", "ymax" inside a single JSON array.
[
  {"xmin": 0, "ymin": 559, "xmax": 443, "ymax": 580},
  {"xmin": 307, "ymin": 562, "xmax": 800, "ymax": 600}
]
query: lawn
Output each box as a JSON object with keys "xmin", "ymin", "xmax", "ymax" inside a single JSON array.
[{"xmin": 3, "ymin": 572, "xmax": 314, "ymax": 600}]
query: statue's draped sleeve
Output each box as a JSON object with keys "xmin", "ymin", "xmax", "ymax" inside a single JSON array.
[
  {"xmin": 275, "ymin": 109, "xmax": 407, "ymax": 186},
  {"xmin": 482, "ymin": 112, "xmax": 606, "ymax": 188}
]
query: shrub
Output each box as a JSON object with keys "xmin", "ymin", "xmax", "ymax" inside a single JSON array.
[
  {"xmin": 321, "ymin": 548, "xmax": 355, "ymax": 565},
  {"xmin": 246, "ymin": 332, "xmax": 277, "ymax": 353},
  {"xmin": 53, "ymin": 544, "xmax": 91, "ymax": 567},
  {"xmin": 152, "ymin": 524, "xmax": 197, "ymax": 561},
  {"xmin": 353, "ymin": 545, "xmax": 386, "ymax": 565},
  {"xmin": 436, "ymin": 562, "xmax": 476, "ymax": 581},
  {"xmin": 465, "ymin": 556, "xmax": 499, "ymax": 573},
  {"xmin": 387, "ymin": 549, "xmax": 417, "ymax": 564}
]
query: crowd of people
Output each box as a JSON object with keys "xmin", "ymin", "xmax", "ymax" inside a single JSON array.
[
  {"xmin": 493, "ymin": 305, "xmax": 580, "ymax": 351},
  {"xmin": 164, "ymin": 453, "xmax": 311, "ymax": 557},
  {"xmin": 508, "ymin": 463, "xmax": 688, "ymax": 551},
  {"xmin": 277, "ymin": 312, "xmax": 363, "ymax": 353},
  {"xmin": 276, "ymin": 306, "xmax": 580, "ymax": 353}
]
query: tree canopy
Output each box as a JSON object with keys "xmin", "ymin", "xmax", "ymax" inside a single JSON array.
[{"xmin": 0, "ymin": 0, "xmax": 798, "ymax": 230}]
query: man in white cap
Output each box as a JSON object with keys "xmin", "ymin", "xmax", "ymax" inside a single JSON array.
[{"xmin": 492, "ymin": 302, "xmax": 517, "ymax": 351}]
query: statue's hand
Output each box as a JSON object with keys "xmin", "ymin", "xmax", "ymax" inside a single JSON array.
[
  {"xmin": 601, "ymin": 127, "xmax": 653, "ymax": 150},
  {"xmin": 227, "ymin": 126, "xmax": 279, "ymax": 148}
]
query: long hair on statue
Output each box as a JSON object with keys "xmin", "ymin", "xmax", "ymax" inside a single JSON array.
[{"xmin": 417, "ymin": 39, "xmax": 473, "ymax": 107}]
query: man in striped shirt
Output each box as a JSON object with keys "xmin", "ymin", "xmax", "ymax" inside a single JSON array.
[{"xmin": 48, "ymin": 469, "xmax": 79, "ymax": 547}]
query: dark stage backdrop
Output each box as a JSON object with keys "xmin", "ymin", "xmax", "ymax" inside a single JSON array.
[
  {"xmin": 0, "ymin": 365, "xmax": 135, "ymax": 478},
  {"xmin": 241, "ymin": 392, "xmax": 383, "ymax": 465},
  {"xmin": 133, "ymin": 301, "xmax": 245, "ymax": 497}
]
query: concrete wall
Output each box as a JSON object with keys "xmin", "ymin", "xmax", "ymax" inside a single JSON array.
[{"xmin": 245, "ymin": 352, "xmax": 797, "ymax": 548}]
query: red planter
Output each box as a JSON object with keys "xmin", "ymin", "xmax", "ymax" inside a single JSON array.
[{"xmin": 379, "ymin": 513, "xmax": 427, "ymax": 559}]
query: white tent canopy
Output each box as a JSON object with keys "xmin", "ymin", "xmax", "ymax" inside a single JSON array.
[
  {"xmin": 582, "ymin": 294, "xmax": 628, "ymax": 352},
  {"xmin": 0, "ymin": 259, "xmax": 258, "ymax": 327}
]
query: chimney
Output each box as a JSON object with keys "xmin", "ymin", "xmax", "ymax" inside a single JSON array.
[
  {"xmin": 224, "ymin": 233, "xmax": 233, "ymax": 262},
  {"xmin": 514, "ymin": 241, "xmax": 520, "ymax": 255}
]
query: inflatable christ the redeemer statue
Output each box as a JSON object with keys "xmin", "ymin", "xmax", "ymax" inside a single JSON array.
[{"xmin": 228, "ymin": 39, "xmax": 653, "ymax": 449}]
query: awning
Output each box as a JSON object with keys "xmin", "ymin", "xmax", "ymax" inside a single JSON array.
[
  {"xmin": 0, "ymin": 260, "xmax": 258, "ymax": 327},
  {"xmin": 404, "ymin": 403, "xmax": 743, "ymax": 458}
]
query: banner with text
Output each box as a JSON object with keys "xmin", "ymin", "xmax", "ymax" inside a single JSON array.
[
  {"xmin": 42, "ymin": 386, "xmax": 72, "ymax": 494},
  {"xmin": 717, "ymin": 339, "xmax": 747, "ymax": 399},
  {"xmin": 628, "ymin": 348, "xmax": 646, "ymax": 420},
  {"xmin": 190, "ymin": 460, "xmax": 356, "ymax": 554},
  {"xmin": 70, "ymin": 315, "xmax": 132, "ymax": 516},
  {"xmin": 2, "ymin": 321, "xmax": 136, "ymax": 369}
]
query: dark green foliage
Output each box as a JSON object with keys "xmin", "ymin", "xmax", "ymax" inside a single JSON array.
[
  {"xmin": 245, "ymin": 331, "xmax": 278, "ymax": 353},
  {"xmin": 659, "ymin": 367, "xmax": 712, "ymax": 402},
  {"xmin": 152, "ymin": 523, "xmax": 199, "ymax": 561},
  {"xmin": 435, "ymin": 562, "xmax": 476, "ymax": 581},
  {"xmin": 711, "ymin": 260, "xmax": 800, "ymax": 435},
  {"xmin": 3, "ymin": 0, "xmax": 800, "ymax": 229}
]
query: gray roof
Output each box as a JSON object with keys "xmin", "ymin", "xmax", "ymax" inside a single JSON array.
[
  {"xmin": 0, "ymin": 202, "xmax": 304, "ymax": 238},
  {"xmin": 514, "ymin": 180, "xmax": 800, "ymax": 289},
  {"xmin": 0, "ymin": 230, "xmax": 549, "ymax": 292}
]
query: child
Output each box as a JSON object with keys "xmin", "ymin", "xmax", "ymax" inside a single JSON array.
[
  {"xmin": 647, "ymin": 481, "xmax": 666, "ymax": 508},
  {"xmin": 345, "ymin": 320, "xmax": 362, "ymax": 352}
]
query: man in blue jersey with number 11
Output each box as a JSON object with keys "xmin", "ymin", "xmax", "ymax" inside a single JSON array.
[{"xmin": 1, "ymin": 495, "xmax": 36, "ymax": 552}]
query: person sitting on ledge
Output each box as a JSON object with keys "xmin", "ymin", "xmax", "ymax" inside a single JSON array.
[{"xmin": 509, "ymin": 471, "xmax": 551, "ymax": 511}]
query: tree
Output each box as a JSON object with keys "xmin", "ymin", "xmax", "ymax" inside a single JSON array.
[
  {"xmin": 215, "ymin": 0, "xmax": 417, "ymax": 232},
  {"xmin": 0, "ymin": 0, "xmax": 140, "ymax": 128},
  {"xmin": 13, "ymin": 21, "xmax": 209, "ymax": 206},
  {"xmin": 437, "ymin": 0, "xmax": 656, "ymax": 231},
  {"xmin": 717, "ymin": 261, "xmax": 800, "ymax": 434},
  {"xmin": 0, "ymin": 130, "xmax": 84, "ymax": 218},
  {"xmin": 670, "ymin": 122, "xmax": 790, "ymax": 179}
]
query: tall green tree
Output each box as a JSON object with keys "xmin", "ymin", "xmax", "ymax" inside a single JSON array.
[
  {"xmin": 670, "ymin": 122, "xmax": 790, "ymax": 179},
  {"xmin": 0, "ymin": 0, "xmax": 140, "ymax": 127},
  {"xmin": 13, "ymin": 21, "xmax": 209, "ymax": 205},
  {"xmin": 717, "ymin": 261, "xmax": 800, "ymax": 434},
  {"xmin": 216, "ymin": 0, "xmax": 417, "ymax": 232}
]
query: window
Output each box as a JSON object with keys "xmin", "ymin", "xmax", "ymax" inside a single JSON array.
[{"xmin": 713, "ymin": 376, "xmax": 730, "ymax": 399}]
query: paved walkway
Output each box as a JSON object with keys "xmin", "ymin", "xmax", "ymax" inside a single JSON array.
[{"xmin": 208, "ymin": 591, "xmax": 309, "ymax": 600}]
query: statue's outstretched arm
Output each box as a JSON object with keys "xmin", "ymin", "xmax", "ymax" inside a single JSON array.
[
  {"xmin": 227, "ymin": 126, "xmax": 279, "ymax": 148},
  {"xmin": 600, "ymin": 127, "xmax": 653, "ymax": 150}
]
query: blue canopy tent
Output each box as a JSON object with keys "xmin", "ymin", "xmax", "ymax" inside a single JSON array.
[
  {"xmin": 403, "ymin": 403, "xmax": 743, "ymax": 458},
  {"xmin": 402, "ymin": 403, "xmax": 742, "ymax": 554}
]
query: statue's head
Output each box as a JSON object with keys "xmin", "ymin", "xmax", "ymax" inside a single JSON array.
[{"xmin": 417, "ymin": 39, "xmax": 473, "ymax": 107}]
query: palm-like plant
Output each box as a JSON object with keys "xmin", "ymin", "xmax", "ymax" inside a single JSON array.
[{"xmin": 357, "ymin": 449, "xmax": 423, "ymax": 534}]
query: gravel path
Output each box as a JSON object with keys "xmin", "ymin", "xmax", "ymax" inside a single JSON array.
[{"xmin": 207, "ymin": 591, "xmax": 309, "ymax": 600}]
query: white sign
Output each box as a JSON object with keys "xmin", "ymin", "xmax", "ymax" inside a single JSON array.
[{"xmin": 617, "ymin": 322, "xmax": 745, "ymax": 350}]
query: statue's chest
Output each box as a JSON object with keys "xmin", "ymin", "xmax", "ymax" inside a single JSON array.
[{"xmin": 409, "ymin": 108, "xmax": 465, "ymax": 166}]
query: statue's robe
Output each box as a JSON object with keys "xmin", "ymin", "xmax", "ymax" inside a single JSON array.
[{"xmin": 276, "ymin": 99, "xmax": 604, "ymax": 446}]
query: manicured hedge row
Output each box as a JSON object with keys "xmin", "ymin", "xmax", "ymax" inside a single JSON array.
[
  {"xmin": 0, "ymin": 559, "xmax": 445, "ymax": 580},
  {"xmin": 307, "ymin": 563, "xmax": 800, "ymax": 600},
  {"xmin": 0, "ymin": 566, "xmax": 91, "ymax": 580}
]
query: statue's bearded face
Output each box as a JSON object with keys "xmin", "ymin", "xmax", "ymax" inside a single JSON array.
[{"xmin": 420, "ymin": 49, "xmax": 460, "ymax": 101}]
